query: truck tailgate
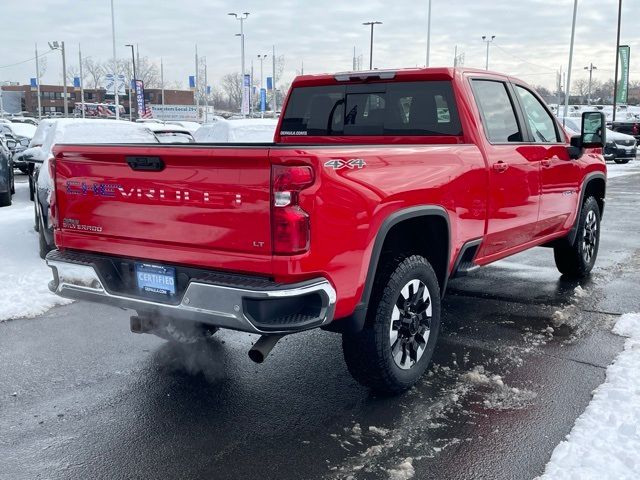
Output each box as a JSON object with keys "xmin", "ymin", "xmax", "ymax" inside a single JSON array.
[{"xmin": 53, "ymin": 145, "xmax": 273, "ymax": 271}]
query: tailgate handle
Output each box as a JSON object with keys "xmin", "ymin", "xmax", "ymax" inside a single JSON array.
[{"xmin": 126, "ymin": 156, "xmax": 164, "ymax": 171}]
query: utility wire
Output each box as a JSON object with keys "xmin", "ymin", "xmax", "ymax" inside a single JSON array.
[
  {"xmin": 0, "ymin": 49, "xmax": 55, "ymax": 69},
  {"xmin": 492, "ymin": 43, "xmax": 556, "ymax": 72}
]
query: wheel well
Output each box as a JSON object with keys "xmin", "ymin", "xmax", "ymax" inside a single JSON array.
[
  {"xmin": 376, "ymin": 215, "xmax": 449, "ymax": 293},
  {"xmin": 584, "ymin": 177, "xmax": 605, "ymax": 216}
]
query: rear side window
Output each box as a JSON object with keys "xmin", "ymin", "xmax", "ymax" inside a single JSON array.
[
  {"xmin": 280, "ymin": 81, "xmax": 462, "ymax": 137},
  {"xmin": 471, "ymin": 80, "xmax": 522, "ymax": 143}
]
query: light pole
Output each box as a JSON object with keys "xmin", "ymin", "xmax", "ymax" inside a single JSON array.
[
  {"xmin": 363, "ymin": 21, "xmax": 382, "ymax": 70},
  {"xmin": 481, "ymin": 35, "xmax": 495, "ymax": 70},
  {"xmin": 35, "ymin": 43, "xmax": 42, "ymax": 119},
  {"xmin": 109, "ymin": 0, "xmax": 120, "ymax": 120},
  {"xmin": 48, "ymin": 41, "xmax": 68, "ymax": 117},
  {"xmin": 426, "ymin": 0, "xmax": 432, "ymax": 67},
  {"xmin": 78, "ymin": 44, "xmax": 85, "ymax": 118},
  {"xmin": 257, "ymin": 54, "xmax": 267, "ymax": 118},
  {"xmin": 563, "ymin": 0, "xmax": 578, "ymax": 119},
  {"xmin": 125, "ymin": 44, "xmax": 137, "ymax": 120},
  {"xmin": 584, "ymin": 63, "xmax": 597, "ymax": 104},
  {"xmin": 229, "ymin": 12, "xmax": 250, "ymax": 115},
  {"xmin": 612, "ymin": 0, "xmax": 622, "ymax": 121}
]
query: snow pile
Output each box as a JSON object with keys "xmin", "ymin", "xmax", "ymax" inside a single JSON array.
[
  {"xmin": 538, "ymin": 313, "xmax": 640, "ymax": 479},
  {"xmin": 0, "ymin": 183, "xmax": 72, "ymax": 321},
  {"xmin": 386, "ymin": 458, "xmax": 415, "ymax": 480},
  {"xmin": 462, "ymin": 366, "xmax": 537, "ymax": 410}
]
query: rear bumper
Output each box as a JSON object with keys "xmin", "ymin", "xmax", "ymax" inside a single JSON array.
[{"xmin": 46, "ymin": 250, "xmax": 336, "ymax": 335}]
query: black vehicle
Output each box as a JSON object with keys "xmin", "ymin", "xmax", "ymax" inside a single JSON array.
[
  {"xmin": 609, "ymin": 120, "xmax": 640, "ymax": 143},
  {"xmin": 0, "ymin": 123, "xmax": 34, "ymax": 173},
  {"xmin": 0, "ymin": 133, "xmax": 16, "ymax": 207}
]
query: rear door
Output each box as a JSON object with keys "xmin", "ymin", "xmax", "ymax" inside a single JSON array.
[
  {"xmin": 470, "ymin": 79, "xmax": 541, "ymax": 259},
  {"xmin": 512, "ymin": 84, "xmax": 580, "ymax": 237}
]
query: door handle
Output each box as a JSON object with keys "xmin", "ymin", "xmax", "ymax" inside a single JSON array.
[
  {"xmin": 492, "ymin": 161, "xmax": 509, "ymax": 173},
  {"xmin": 541, "ymin": 159, "xmax": 552, "ymax": 167},
  {"xmin": 126, "ymin": 156, "xmax": 165, "ymax": 171}
]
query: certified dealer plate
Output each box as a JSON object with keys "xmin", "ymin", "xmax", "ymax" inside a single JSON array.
[{"xmin": 135, "ymin": 263, "xmax": 176, "ymax": 296}]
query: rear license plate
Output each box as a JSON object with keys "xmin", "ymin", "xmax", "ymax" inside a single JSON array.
[{"xmin": 135, "ymin": 263, "xmax": 176, "ymax": 296}]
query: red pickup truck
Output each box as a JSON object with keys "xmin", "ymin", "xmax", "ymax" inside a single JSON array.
[{"xmin": 46, "ymin": 68, "xmax": 607, "ymax": 394}]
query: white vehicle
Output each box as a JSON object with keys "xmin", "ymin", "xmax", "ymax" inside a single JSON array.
[
  {"xmin": 193, "ymin": 118, "xmax": 277, "ymax": 143},
  {"xmin": 143, "ymin": 122, "xmax": 195, "ymax": 143},
  {"xmin": 29, "ymin": 119, "xmax": 159, "ymax": 258},
  {"xmin": 558, "ymin": 116, "xmax": 637, "ymax": 164}
]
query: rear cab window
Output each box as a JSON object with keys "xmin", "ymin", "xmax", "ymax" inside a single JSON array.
[{"xmin": 280, "ymin": 81, "xmax": 463, "ymax": 139}]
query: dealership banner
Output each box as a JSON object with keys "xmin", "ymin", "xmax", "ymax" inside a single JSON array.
[
  {"xmin": 242, "ymin": 74, "xmax": 250, "ymax": 115},
  {"xmin": 105, "ymin": 73, "xmax": 126, "ymax": 96},
  {"xmin": 616, "ymin": 45, "xmax": 630, "ymax": 104},
  {"xmin": 149, "ymin": 104, "xmax": 199, "ymax": 121},
  {"xmin": 134, "ymin": 80, "xmax": 146, "ymax": 115}
]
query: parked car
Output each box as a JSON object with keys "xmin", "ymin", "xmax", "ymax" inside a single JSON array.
[
  {"xmin": 46, "ymin": 68, "xmax": 607, "ymax": 394},
  {"xmin": 10, "ymin": 116, "xmax": 39, "ymax": 126},
  {"xmin": 30, "ymin": 119, "xmax": 159, "ymax": 257},
  {"xmin": 144, "ymin": 122, "xmax": 195, "ymax": 143},
  {"xmin": 609, "ymin": 119, "xmax": 640, "ymax": 142},
  {"xmin": 194, "ymin": 118, "xmax": 277, "ymax": 143},
  {"xmin": 559, "ymin": 116, "xmax": 636, "ymax": 164},
  {"xmin": 0, "ymin": 133, "xmax": 16, "ymax": 207},
  {"xmin": 0, "ymin": 122, "xmax": 37, "ymax": 172}
]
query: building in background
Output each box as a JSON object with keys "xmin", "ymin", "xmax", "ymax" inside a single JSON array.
[{"xmin": 1, "ymin": 84, "xmax": 194, "ymax": 117}]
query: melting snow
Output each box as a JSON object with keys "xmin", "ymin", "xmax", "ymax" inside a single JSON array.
[
  {"xmin": 537, "ymin": 313, "xmax": 640, "ymax": 479},
  {"xmin": 0, "ymin": 182, "xmax": 72, "ymax": 321}
]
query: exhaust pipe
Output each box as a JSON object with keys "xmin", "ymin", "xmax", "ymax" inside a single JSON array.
[
  {"xmin": 248, "ymin": 335, "xmax": 284, "ymax": 364},
  {"xmin": 130, "ymin": 315, "xmax": 157, "ymax": 334}
]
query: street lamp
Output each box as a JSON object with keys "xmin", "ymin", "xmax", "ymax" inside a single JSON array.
[
  {"xmin": 481, "ymin": 35, "xmax": 495, "ymax": 70},
  {"xmin": 584, "ymin": 63, "xmax": 597, "ymax": 105},
  {"xmin": 229, "ymin": 12, "xmax": 250, "ymax": 114},
  {"xmin": 257, "ymin": 54, "xmax": 267, "ymax": 117},
  {"xmin": 48, "ymin": 40, "xmax": 68, "ymax": 117},
  {"xmin": 362, "ymin": 21, "xmax": 382, "ymax": 70},
  {"xmin": 125, "ymin": 44, "xmax": 137, "ymax": 120}
]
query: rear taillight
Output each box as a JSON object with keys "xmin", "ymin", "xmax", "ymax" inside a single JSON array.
[
  {"xmin": 271, "ymin": 165, "xmax": 314, "ymax": 254},
  {"xmin": 633, "ymin": 124, "xmax": 639, "ymax": 136}
]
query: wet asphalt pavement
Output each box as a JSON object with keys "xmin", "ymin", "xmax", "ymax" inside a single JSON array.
[{"xmin": 1, "ymin": 171, "xmax": 639, "ymax": 480}]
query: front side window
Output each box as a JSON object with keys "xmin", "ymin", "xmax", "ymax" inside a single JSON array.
[
  {"xmin": 471, "ymin": 80, "xmax": 522, "ymax": 143},
  {"xmin": 280, "ymin": 81, "xmax": 462, "ymax": 137},
  {"xmin": 515, "ymin": 86, "xmax": 560, "ymax": 143}
]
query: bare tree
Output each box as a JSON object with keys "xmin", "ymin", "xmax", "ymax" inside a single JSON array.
[
  {"xmin": 571, "ymin": 78, "xmax": 590, "ymax": 100},
  {"xmin": 117, "ymin": 56, "xmax": 160, "ymax": 88},
  {"xmin": 82, "ymin": 58, "xmax": 104, "ymax": 90},
  {"xmin": 221, "ymin": 72, "xmax": 243, "ymax": 111},
  {"xmin": 66, "ymin": 65, "xmax": 79, "ymax": 85}
]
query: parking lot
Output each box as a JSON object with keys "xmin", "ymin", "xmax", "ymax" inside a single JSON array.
[{"xmin": 1, "ymin": 161, "xmax": 639, "ymax": 479}]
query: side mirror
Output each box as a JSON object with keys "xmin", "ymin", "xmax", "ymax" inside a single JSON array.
[
  {"xmin": 580, "ymin": 111, "xmax": 606, "ymax": 149},
  {"xmin": 567, "ymin": 112, "xmax": 606, "ymax": 159}
]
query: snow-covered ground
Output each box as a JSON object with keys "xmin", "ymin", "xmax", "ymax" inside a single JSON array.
[
  {"xmin": 0, "ymin": 181, "xmax": 71, "ymax": 321},
  {"xmin": 538, "ymin": 313, "xmax": 640, "ymax": 479},
  {"xmin": 607, "ymin": 158, "xmax": 640, "ymax": 179}
]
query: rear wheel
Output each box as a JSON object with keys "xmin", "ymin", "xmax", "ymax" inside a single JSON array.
[
  {"xmin": 38, "ymin": 213, "xmax": 53, "ymax": 259},
  {"xmin": 342, "ymin": 255, "xmax": 441, "ymax": 395},
  {"xmin": 554, "ymin": 196, "xmax": 600, "ymax": 277}
]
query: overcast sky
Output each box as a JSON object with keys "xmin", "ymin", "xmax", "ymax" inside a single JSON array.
[{"xmin": 0, "ymin": 0, "xmax": 638, "ymax": 92}]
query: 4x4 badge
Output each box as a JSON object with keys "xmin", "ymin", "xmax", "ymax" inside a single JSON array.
[{"xmin": 324, "ymin": 158, "xmax": 366, "ymax": 170}]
